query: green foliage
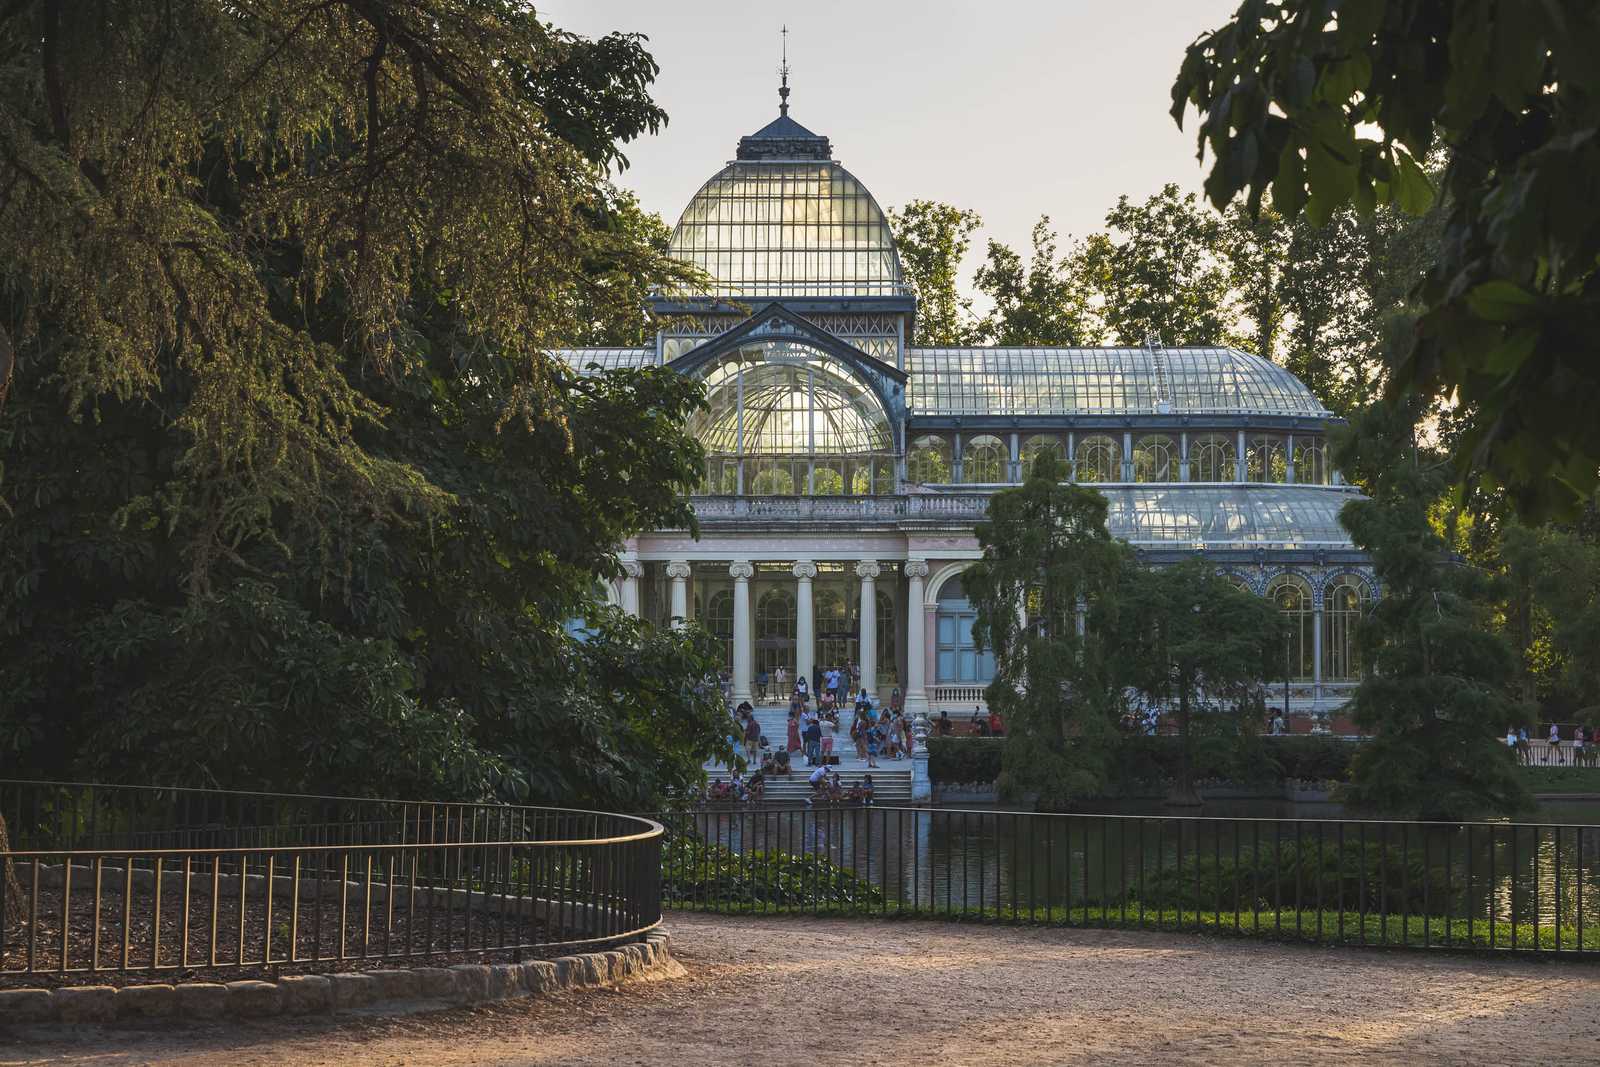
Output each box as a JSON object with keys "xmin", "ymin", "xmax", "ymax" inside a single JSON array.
[
  {"xmin": 886, "ymin": 200, "xmax": 982, "ymax": 345},
  {"xmin": 1108, "ymin": 735, "xmax": 1358, "ymax": 792},
  {"xmin": 926, "ymin": 737, "xmax": 1005, "ymax": 785},
  {"xmin": 1112, "ymin": 560, "xmax": 1285, "ymax": 803},
  {"xmin": 660, "ymin": 837, "xmax": 884, "ymax": 909},
  {"xmin": 1334, "ymin": 402, "xmax": 1535, "ymax": 820},
  {"xmin": 1499, "ymin": 523, "xmax": 1600, "ymax": 718},
  {"xmin": 973, "ymin": 217, "xmax": 1099, "ymax": 346},
  {"xmin": 1140, "ymin": 839, "xmax": 1449, "ymax": 916},
  {"xmin": 1174, "ymin": 0, "xmax": 1600, "ymax": 520},
  {"xmin": 0, "ymin": 1, "xmax": 730, "ymax": 808},
  {"xmin": 966, "ymin": 455, "xmax": 1134, "ymax": 807},
  {"xmin": 1080, "ymin": 183, "xmax": 1235, "ymax": 346}
]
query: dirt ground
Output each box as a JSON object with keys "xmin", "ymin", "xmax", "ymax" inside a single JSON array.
[{"xmin": 4, "ymin": 912, "xmax": 1598, "ymax": 1066}]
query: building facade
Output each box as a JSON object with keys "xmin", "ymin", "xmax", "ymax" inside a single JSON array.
[{"xmin": 562, "ymin": 101, "xmax": 1374, "ymax": 720}]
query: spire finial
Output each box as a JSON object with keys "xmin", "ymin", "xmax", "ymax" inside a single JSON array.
[{"xmin": 778, "ymin": 25, "xmax": 791, "ymax": 116}]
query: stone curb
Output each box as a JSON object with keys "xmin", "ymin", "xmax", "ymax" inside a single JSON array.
[{"xmin": 0, "ymin": 929, "xmax": 675, "ymax": 1027}]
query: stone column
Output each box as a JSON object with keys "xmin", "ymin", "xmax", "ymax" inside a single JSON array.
[
  {"xmin": 729, "ymin": 561, "xmax": 754, "ymax": 704},
  {"xmin": 792, "ymin": 561, "xmax": 817, "ymax": 694},
  {"xmin": 904, "ymin": 560, "xmax": 930, "ymax": 717},
  {"xmin": 619, "ymin": 559, "xmax": 642, "ymax": 617},
  {"xmin": 856, "ymin": 560, "xmax": 881, "ymax": 697},
  {"xmin": 666, "ymin": 560, "xmax": 691, "ymax": 628}
]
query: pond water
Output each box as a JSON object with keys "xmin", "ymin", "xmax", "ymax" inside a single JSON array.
[{"xmin": 678, "ymin": 798, "xmax": 1600, "ymax": 933}]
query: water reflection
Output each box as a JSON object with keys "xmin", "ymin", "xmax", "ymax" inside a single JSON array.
[{"xmin": 683, "ymin": 800, "xmax": 1600, "ymax": 932}]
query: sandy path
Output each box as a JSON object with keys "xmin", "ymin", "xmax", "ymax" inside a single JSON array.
[{"xmin": 4, "ymin": 913, "xmax": 1598, "ymax": 1066}]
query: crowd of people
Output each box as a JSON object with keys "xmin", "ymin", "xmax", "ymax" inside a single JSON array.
[{"xmin": 1507, "ymin": 723, "xmax": 1600, "ymax": 766}]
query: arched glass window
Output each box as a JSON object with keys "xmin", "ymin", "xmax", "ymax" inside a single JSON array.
[
  {"xmin": 756, "ymin": 589, "xmax": 795, "ymax": 680},
  {"xmin": 1075, "ymin": 434, "xmax": 1120, "ymax": 483},
  {"xmin": 1267, "ymin": 575, "xmax": 1315, "ymax": 682},
  {"xmin": 1189, "ymin": 433, "xmax": 1237, "ymax": 483},
  {"xmin": 705, "ymin": 589, "xmax": 735, "ymax": 669},
  {"xmin": 688, "ymin": 340, "xmax": 894, "ymax": 496},
  {"xmin": 1133, "ymin": 434, "xmax": 1178, "ymax": 482},
  {"xmin": 815, "ymin": 588, "xmax": 850, "ymax": 674},
  {"xmin": 962, "ymin": 434, "xmax": 1007, "ymax": 483},
  {"xmin": 1020, "ymin": 434, "xmax": 1066, "ymax": 480},
  {"xmin": 1293, "ymin": 438, "xmax": 1328, "ymax": 485},
  {"xmin": 1322, "ymin": 575, "xmax": 1370, "ymax": 682},
  {"xmin": 1247, "ymin": 434, "xmax": 1288, "ymax": 482},
  {"xmin": 907, "ymin": 434, "xmax": 953, "ymax": 484}
]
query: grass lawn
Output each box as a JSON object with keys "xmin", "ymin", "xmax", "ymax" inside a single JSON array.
[{"xmin": 1516, "ymin": 764, "xmax": 1600, "ymax": 793}]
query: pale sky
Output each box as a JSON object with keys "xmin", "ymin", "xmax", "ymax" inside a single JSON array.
[{"xmin": 540, "ymin": 0, "xmax": 1241, "ymax": 286}]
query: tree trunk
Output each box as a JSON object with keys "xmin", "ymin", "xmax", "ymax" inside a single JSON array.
[
  {"xmin": 1166, "ymin": 683, "xmax": 1203, "ymax": 807},
  {"xmin": 0, "ymin": 813, "xmax": 20, "ymax": 924}
]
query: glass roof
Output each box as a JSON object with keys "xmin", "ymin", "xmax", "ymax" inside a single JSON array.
[
  {"xmin": 669, "ymin": 161, "xmax": 905, "ymax": 298},
  {"xmin": 552, "ymin": 347, "xmax": 659, "ymax": 374},
  {"xmin": 906, "ymin": 346, "xmax": 1329, "ymax": 417},
  {"xmin": 1099, "ymin": 485, "xmax": 1355, "ymax": 547},
  {"xmin": 688, "ymin": 340, "xmax": 893, "ymax": 456}
]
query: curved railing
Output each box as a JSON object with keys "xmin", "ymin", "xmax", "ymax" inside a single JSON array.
[{"xmin": 0, "ymin": 780, "xmax": 662, "ymax": 983}]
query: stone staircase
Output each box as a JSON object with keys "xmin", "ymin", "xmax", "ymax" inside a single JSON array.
[{"xmin": 708, "ymin": 704, "xmax": 915, "ymax": 803}]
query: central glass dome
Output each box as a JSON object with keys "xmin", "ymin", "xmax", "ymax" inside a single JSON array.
[{"xmin": 669, "ymin": 158, "xmax": 905, "ymax": 299}]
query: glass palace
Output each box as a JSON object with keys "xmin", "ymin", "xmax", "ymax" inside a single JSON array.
[{"xmin": 560, "ymin": 97, "xmax": 1374, "ymax": 720}]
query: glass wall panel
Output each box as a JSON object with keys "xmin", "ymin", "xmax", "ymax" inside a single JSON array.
[
  {"xmin": 1267, "ymin": 575, "xmax": 1315, "ymax": 682},
  {"xmin": 962, "ymin": 434, "xmax": 1007, "ymax": 483},
  {"xmin": 1293, "ymin": 438, "xmax": 1328, "ymax": 485},
  {"xmin": 1075, "ymin": 434, "xmax": 1121, "ymax": 483},
  {"xmin": 1247, "ymin": 434, "xmax": 1288, "ymax": 482},
  {"xmin": 1133, "ymin": 434, "xmax": 1178, "ymax": 482},
  {"xmin": 907, "ymin": 434, "xmax": 952, "ymax": 484},
  {"xmin": 706, "ymin": 589, "xmax": 734, "ymax": 669},
  {"xmin": 1189, "ymin": 433, "xmax": 1237, "ymax": 483},
  {"xmin": 1322, "ymin": 575, "xmax": 1370, "ymax": 681}
]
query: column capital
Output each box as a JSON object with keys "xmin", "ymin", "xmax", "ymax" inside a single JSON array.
[
  {"xmin": 665, "ymin": 560, "xmax": 693, "ymax": 580},
  {"xmin": 791, "ymin": 560, "xmax": 818, "ymax": 580},
  {"xmin": 903, "ymin": 559, "xmax": 930, "ymax": 579},
  {"xmin": 728, "ymin": 560, "xmax": 755, "ymax": 581},
  {"xmin": 854, "ymin": 560, "xmax": 881, "ymax": 580},
  {"xmin": 619, "ymin": 559, "xmax": 643, "ymax": 579}
]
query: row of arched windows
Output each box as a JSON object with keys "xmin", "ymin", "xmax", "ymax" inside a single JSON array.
[
  {"xmin": 1259, "ymin": 573, "xmax": 1369, "ymax": 682},
  {"xmin": 906, "ymin": 432, "xmax": 1330, "ymax": 486},
  {"xmin": 699, "ymin": 586, "xmax": 897, "ymax": 681}
]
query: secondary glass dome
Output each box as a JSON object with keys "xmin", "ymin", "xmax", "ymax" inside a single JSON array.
[
  {"xmin": 687, "ymin": 339, "xmax": 897, "ymax": 495},
  {"xmin": 668, "ymin": 114, "xmax": 905, "ymax": 299}
]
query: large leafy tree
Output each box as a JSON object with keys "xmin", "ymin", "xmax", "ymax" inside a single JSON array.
[
  {"xmin": 964, "ymin": 455, "xmax": 1132, "ymax": 806},
  {"xmin": 1112, "ymin": 560, "xmax": 1283, "ymax": 806},
  {"xmin": 1080, "ymin": 184, "xmax": 1236, "ymax": 346},
  {"xmin": 974, "ymin": 217, "xmax": 1100, "ymax": 346},
  {"xmin": 0, "ymin": 1, "xmax": 728, "ymax": 807},
  {"xmin": 887, "ymin": 200, "xmax": 982, "ymax": 345},
  {"xmin": 1334, "ymin": 401, "xmax": 1533, "ymax": 820},
  {"xmin": 1174, "ymin": 0, "xmax": 1600, "ymax": 521}
]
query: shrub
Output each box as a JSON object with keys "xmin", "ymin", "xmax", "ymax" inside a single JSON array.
[
  {"xmin": 1137, "ymin": 838, "xmax": 1448, "ymax": 913},
  {"xmin": 927, "ymin": 737, "xmax": 1004, "ymax": 784},
  {"xmin": 660, "ymin": 837, "xmax": 884, "ymax": 908}
]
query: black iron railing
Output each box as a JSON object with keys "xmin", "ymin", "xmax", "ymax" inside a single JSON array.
[
  {"xmin": 657, "ymin": 806, "xmax": 1600, "ymax": 954},
  {"xmin": 0, "ymin": 781, "xmax": 662, "ymax": 981}
]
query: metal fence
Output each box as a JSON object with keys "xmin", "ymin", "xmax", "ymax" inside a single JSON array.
[
  {"xmin": 0, "ymin": 780, "xmax": 663, "ymax": 982},
  {"xmin": 658, "ymin": 806, "xmax": 1600, "ymax": 954}
]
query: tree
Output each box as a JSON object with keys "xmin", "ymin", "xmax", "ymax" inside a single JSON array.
[
  {"xmin": 888, "ymin": 200, "xmax": 982, "ymax": 345},
  {"xmin": 1333, "ymin": 401, "xmax": 1534, "ymax": 820},
  {"xmin": 1174, "ymin": 0, "xmax": 1600, "ymax": 521},
  {"xmin": 1113, "ymin": 560, "xmax": 1283, "ymax": 806},
  {"xmin": 1500, "ymin": 522, "xmax": 1600, "ymax": 722},
  {"xmin": 1080, "ymin": 184, "xmax": 1237, "ymax": 346},
  {"xmin": 0, "ymin": 1, "xmax": 729, "ymax": 808},
  {"xmin": 963, "ymin": 454, "xmax": 1132, "ymax": 807},
  {"xmin": 974, "ymin": 217, "xmax": 1100, "ymax": 346}
]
